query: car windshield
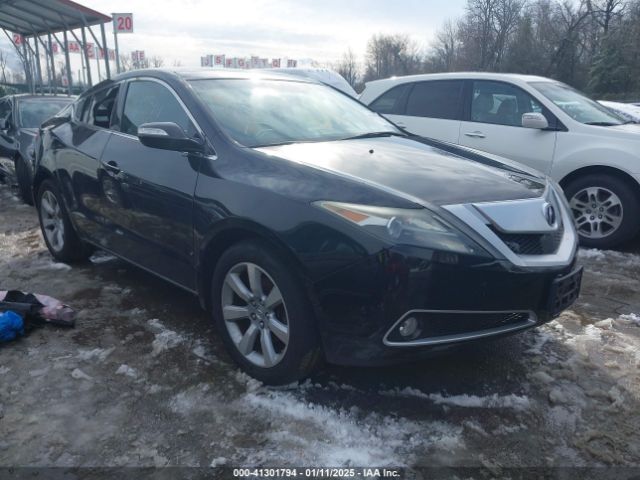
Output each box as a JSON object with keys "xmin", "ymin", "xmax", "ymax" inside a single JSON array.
[
  {"xmin": 188, "ymin": 78, "xmax": 401, "ymax": 147},
  {"xmin": 18, "ymin": 99, "xmax": 73, "ymax": 128},
  {"xmin": 530, "ymin": 81, "xmax": 625, "ymax": 126}
]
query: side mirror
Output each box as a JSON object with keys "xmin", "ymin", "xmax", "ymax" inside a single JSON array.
[
  {"xmin": 522, "ymin": 112, "xmax": 549, "ymax": 130},
  {"xmin": 137, "ymin": 122, "xmax": 204, "ymax": 153}
]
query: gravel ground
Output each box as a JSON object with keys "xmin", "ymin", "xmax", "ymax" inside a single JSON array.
[{"xmin": 1, "ymin": 181, "xmax": 639, "ymax": 474}]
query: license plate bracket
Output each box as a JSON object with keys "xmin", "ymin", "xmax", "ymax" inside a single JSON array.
[{"xmin": 547, "ymin": 266, "xmax": 583, "ymax": 317}]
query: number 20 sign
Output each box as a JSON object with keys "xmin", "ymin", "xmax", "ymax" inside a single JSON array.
[{"xmin": 113, "ymin": 13, "xmax": 134, "ymax": 33}]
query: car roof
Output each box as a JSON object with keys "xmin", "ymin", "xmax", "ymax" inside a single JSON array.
[
  {"xmin": 365, "ymin": 71, "xmax": 555, "ymax": 88},
  {"xmin": 5, "ymin": 94, "xmax": 75, "ymax": 101},
  {"xmin": 112, "ymin": 67, "xmax": 318, "ymax": 83}
]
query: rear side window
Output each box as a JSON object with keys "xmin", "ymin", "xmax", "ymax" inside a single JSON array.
[
  {"xmin": 369, "ymin": 84, "xmax": 410, "ymax": 114},
  {"xmin": 121, "ymin": 80, "xmax": 194, "ymax": 136},
  {"xmin": 82, "ymin": 85, "xmax": 120, "ymax": 129},
  {"xmin": 405, "ymin": 80, "xmax": 464, "ymax": 120}
]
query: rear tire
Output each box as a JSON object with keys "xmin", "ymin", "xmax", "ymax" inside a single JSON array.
[
  {"xmin": 211, "ymin": 240, "xmax": 322, "ymax": 385},
  {"xmin": 15, "ymin": 156, "xmax": 33, "ymax": 205},
  {"xmin": 564, "ymin": 173, "xmax": 640, "ymax": 249},
  {"xmin": 36, "ymin": 179, "xmax": 92, "ymax": 263}
]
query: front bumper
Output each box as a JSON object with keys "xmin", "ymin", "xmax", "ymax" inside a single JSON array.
[{"xmin": 312, "ymin": 245, "xmax": 580, "ymax": 366}]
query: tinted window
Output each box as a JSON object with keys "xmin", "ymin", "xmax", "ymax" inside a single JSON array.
[
  {"xmin": 405, "ymin": 81, "xmax": 463, "ymax": 120},
  {"xmin": 82, "ymin": 85, "xmax": 119, "ymax": 129},
  {"xmin": 0, "ymin": 100, "xmax": 12, "ymax": 125},
  {"xmin": 370, "ymin": 84, "xmax": 410, "ymax": 114},
  {"xmin": 18, "ymin": 99, "xmax": 72, "ymax": 128},
  {"xmin": 471, "ymin": 81, "xmax": 546, "ymax": 127},
  {"xmin": 121, "ymin": 80, "xmax": 193, "ymax": 136},
  {"xmin": 189, "ymin": 79, "xmax": 400, "ymax": 147}
]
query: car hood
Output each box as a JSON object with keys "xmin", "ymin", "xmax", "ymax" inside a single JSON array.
[
  {"xmin": 256, "ymin": 136, "xmax": 547, "ymax": 206},
  {"xmin": 608, "ymin": 123, "xmax": 640, "ymax": 134}
]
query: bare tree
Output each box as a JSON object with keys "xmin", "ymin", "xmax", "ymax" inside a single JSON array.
[
  {"xmin": 150, "ymin": 55, "xmax": 165, "ymax": 68},
  {"xmin": 364, "ymin": 34, "xmax": 422, "ymax": 81},
  {"xmin": 0, "ymin": 51, "xmax": 8, "ymax": 83},
  {"xmin": 336, "ymin": 48, "xmax": 359, "ymax": 88},
  {"xmin": 119, "ymin": 54, "xmax": 133, "ymax": 72}
]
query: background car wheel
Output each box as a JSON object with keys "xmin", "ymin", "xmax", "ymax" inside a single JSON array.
[
  {"xmin": 211, "ymin": 240, "xmax": 322, "ymax": 385},
  {"xmin": 15, "ymin": 156, "xmax": 33, "ymax": 205},
  {"xmin": 564, "ymin": 173, "xmax": 640, "ymax": 249},
  {"xmin": 37, "ymin": 179, "xmax": 93, "ymax": 263}
]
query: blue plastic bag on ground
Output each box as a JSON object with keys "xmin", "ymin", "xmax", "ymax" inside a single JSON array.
[{"xmin": 0, "ymin": 310, "xmax": 24, "ymax": 342}]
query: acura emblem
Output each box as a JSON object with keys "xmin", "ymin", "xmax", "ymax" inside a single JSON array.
[{"xmin": 543, "ymin": 202, "xmax": 556, "ymax": 226}]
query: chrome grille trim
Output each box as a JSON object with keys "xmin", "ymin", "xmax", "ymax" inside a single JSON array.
[{"xmin": 443, "ymin": 186, "xmax": 578, "ymax": 268}]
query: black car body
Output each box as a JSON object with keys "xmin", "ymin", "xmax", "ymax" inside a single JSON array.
[
  {"xmin": 34, "ymin": 69, "xmax": 581, "ymax": 384},
  {"xmin": 0, "ymin": 94, "xmax": 74, "ymax": 203}
]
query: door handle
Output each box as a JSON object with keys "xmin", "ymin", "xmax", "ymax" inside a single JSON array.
[
  {"xmin": 103, "ymin": 160, "xmax": 121, "ymax": 174},
  {"xmin": 464, "ymin": 131, "xmax": 486, "ymax": 138}
]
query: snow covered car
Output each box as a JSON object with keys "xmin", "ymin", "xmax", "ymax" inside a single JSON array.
[
  {"xmin": 34, "ymin": 69, "xmax": 581, "ymax": 384},
  {"xmin": 360, "ymin": 73, "xmax": 640, "ymax": 249},
  {"xmin": 0, "ymin": 94, "xmax": 74, "ymax": 204},
  {"xmin": 598, "ymin": 100, "xmax": 640, "ymax": 123}
]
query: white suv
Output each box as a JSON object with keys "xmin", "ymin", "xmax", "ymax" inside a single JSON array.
[{"xmin": 360, "ymin": 73, "xmax": 640, "ymax": 249}]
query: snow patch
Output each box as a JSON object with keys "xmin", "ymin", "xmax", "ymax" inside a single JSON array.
[
  {"xmin": 380, "ymin": 387, "xmax": 530, "ymax": 411},
  {"xmin": 70, "ymin": 368, "xmax": 92, "ymax": 381},
  {"xmin": 116, "ymin": 364, "xmax": 138, "ymax": 378},
  {"xmin": 210, "ymin": 457, "xmax": 227, "ymax": 467},
  {"xmin": 243, "ymin": 389, "xmax": 463, "ymax": 466},
  {"xmin": 578, "ymin": 249, "xmax": 606, "ymax": 260},
  {"xmin": 76, "ymin": 347, "xmax": 115, "ymax": 362},
  {"xmin": 147, "ymin": 319, "xmax": 185, "ymax": 356}
]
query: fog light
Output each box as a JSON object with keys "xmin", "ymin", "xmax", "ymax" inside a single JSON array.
[{"xmin": 398, "ymin": 316, "xmax": 419, "ymax": 338}]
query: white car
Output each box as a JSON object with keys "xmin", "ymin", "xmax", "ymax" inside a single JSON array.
[
  {"xmin": 599, "ymin": 100, "xmax": 640, "ymax": 123},
  {"xmin": 360, "ymin": 73, "xmax": 640, "ymax": 249}
]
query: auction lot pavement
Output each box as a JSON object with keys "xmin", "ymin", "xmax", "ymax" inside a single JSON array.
[{"xmin": 1, "ymin": 182, "xmax": 639, "ymax": 472}]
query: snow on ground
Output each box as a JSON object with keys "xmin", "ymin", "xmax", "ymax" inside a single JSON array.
[{"xmin": 1, "ymin": 181, "xmax": 640, "ymax": 469}]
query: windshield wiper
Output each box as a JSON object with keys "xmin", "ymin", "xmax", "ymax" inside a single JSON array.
[
  {"xmin": 584, "ymin": 121, "xmax": 619, "ymax": 126},
  {"xmin": 341, "ymin": 131, "xmax": 407, "ymax": 141},
  {"xmin": 622, "ymin": 120, "xmax": 638, "ymax": 125}
]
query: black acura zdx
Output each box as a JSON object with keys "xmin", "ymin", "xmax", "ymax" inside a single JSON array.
[{"xmin": 33, "ymin": 69, "xmax": 582, "ymax": 384}]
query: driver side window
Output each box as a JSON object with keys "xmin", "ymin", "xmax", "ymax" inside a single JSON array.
[
  {"xmin": 121, "ymin": 80, "xmax": 195, "ymax": 137},
  {"xmin": 471, "ymin": 81, "xmax": 547, "ymax": 127}
]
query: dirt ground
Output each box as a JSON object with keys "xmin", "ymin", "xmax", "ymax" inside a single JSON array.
[{"xmin": 1, "ymin": 181, "xmax": 639, "ymax": 474}]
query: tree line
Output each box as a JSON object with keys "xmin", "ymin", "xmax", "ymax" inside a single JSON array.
[{"xmin": 337, "ymin": 0, "xmax": 640, "ymax": 99}]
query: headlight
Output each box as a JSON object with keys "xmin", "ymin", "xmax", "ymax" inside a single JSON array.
[{"xmin": 315, "ymin": 201, "xmax": 490, "ymax": 256}]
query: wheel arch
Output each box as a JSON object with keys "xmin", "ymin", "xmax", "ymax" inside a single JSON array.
[
  {"xmin": 559, "ymin": 165, "xmax": 640, "ymax": 200},
  {"xmin": 196, "ymin": 220, "xmax": 311, "ymax": 312}
]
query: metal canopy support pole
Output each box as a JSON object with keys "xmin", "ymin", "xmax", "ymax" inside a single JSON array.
[
  {"xmin": 86, "ymin": 25, "xmax": 103, "ymax": 82},
  {"xmin": 80, "ymin": 26, "xmax": 92, "ymax": 86},
  {"xmin": 47, "ymin": 33, "xmax": 57, "ymax": 95},
  {"xmin": 100, "ymin": 22, "xmax": 111, "ymax": 79},
  {"xmin": 22, "ymin": 39, "xmax": 34, "ymax": 93},
  {"xmin": 33, "ymin": 35, "xmax": 52, "ymax": 94},
  {"xmin": 33, "ymin": 33, "xmax": 42, "ymax": 93},
  {"xmin": 62, "ymin": 30, "xmax": 73, "ymax": 95},
  {"xmin": 112, "ymin": 16, "xmax": 120, "ymax": 74}
]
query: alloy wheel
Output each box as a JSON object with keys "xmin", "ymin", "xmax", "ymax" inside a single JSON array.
[
  {"xmin": 569, "ymin": 186, "xmax": 623, "ymax": 239},
  {"xmin": 221, "ymin": 262, "xmax": 289, "ymax": 368},
  {"xmin": 40, "ymin": 190, "xmax": 65, "ymax": 252}
]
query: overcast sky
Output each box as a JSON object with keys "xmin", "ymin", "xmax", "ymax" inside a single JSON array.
[
  {"xmin": 0, "ymin": 0, "xmax": 467, "ymax": 83},
  {"xmin": 76, "ymin": 0, "xmax": 468, "ymax": 65}
]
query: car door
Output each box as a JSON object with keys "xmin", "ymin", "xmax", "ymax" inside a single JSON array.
[
  {"xmin": 458, "ymin": 80, "xmax": 558, "ymax": 175},
  {"xmin": 53, "ymin": 85, "xmax": 120, "ymax": 243},
  {"xmin": 371, "ymin": 80, "xmax": 464, "ymax": 143},
  {"xmin": 99, "ymin": 78, "xmax": 201, "ymax": 290}
]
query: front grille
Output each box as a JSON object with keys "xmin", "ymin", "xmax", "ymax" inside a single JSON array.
[
  {"xmin": 384, "ymin": 310, "xmax": 536, "ymax": 345},
  {"xmin": 491, "ymin": 224, "xmax": 564, "ymax": 255}
]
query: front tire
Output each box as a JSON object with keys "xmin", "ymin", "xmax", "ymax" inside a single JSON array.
[
  {"xmin": 36, "ymin": 179, "xmax": 92, "ymax": 263},
  {"xmin": 15, "ymin": 156, "xmax": 33, "ymax": 205},
  {"xmin": 211, "ymin": 240, "xmax": 322, "ymax": 385},
  {"xmin": 564, "ymin": 173, "xmax": 640, "ymax": 249}
]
